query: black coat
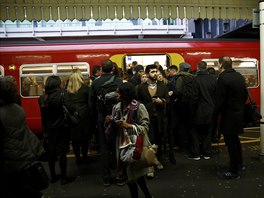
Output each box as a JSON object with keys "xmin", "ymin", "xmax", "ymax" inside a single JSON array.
[
  {"xmin": 194, "ymin": 70, "xmax": 217, "ymax": 125},
  {"xmin": 215, "ymin": 69, "xmax": 247, "ymax": 134},
  {"xmin": 136, "ymin": 81, "xmax": 169, "ymax": 119}
]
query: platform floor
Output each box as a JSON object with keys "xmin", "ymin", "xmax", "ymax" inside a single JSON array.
[{"xmin": 42, "ymin": 128, "xmax": 264, "ymax": 198}]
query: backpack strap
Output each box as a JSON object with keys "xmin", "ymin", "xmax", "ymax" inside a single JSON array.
[{"xmin": 101, "ymin": 75, "xmax": 116, "ymax": 87}]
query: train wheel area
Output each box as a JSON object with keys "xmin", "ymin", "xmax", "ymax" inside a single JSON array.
[{"xmin": 40, "ymin": 127, "xmax": 264, "ymax": 198}]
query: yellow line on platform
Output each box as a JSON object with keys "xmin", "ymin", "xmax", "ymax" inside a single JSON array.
[{"xmin": 212, "ymin": 138, "xmax": 260, "ymax": 147}]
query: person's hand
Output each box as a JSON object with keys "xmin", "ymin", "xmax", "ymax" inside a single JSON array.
[
  {"xmin": 152, "ymin": 97, "xmax": 163, "ymax": 104},
  {"xmin": 105, "ymin": 115, "xmax": 112, "ymax": 123},
  {"xmin": 116, "ymin": 120, "xmax": 132, "ymax": 129}
]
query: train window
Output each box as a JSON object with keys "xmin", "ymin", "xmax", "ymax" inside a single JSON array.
[
  {"xmin": 0, "ymin": 65, "xmax": 4, "ymax": 77},
  {"xmin": 20, "ymin": 62, "xmax": 90, "ymax": 97},
  {"xmin": 202, "ymin": 58, "xmax": 259, "ymax": 88}
]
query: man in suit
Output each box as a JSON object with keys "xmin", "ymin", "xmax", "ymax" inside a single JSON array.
[
  {"xmin": 136, "ymin": 64, "xmax": 169, "ymax": 178},
  {"xmin": 215, "ymin": 56, "xmax": 247, "ymax": 179}
]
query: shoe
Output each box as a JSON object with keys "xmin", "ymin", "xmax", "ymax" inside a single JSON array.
[
  {"xmin": 200, "ymin": 154, "xmax": 211, "ymax": 160},
  {"xmin": 156, "ymin": 162, "xmax": 164, "ymax": 170},
  {"xmin": 169, "ymin": 151, "xmax": 176, "ymax": 165},
  {"xmin": 187, "ymin": 155, "xmax": 200, "ymax": 161},
  {"xmin": 61, "ymin": 176, "xmax": 76, "ymax": 185},
  {"xmin": 50, "ymin": 174, "xmax": 61, "ymax": 183},
  {"xmin": 116, "ymin": 179, "xmax": 126, "ymax": 187},
  {"xmin": 218, "ymin": 171, "xmax": 240, "ymax": 180},
  {"xmin": 147, "ymin": 167, "xmax": 155, "ymax": 179},
  {"xmin": 147, "ymin": 172, "xmax": 154, "ymax": 178},
  {"xmin": 103, "ymin": 178, "xmax": 111, "ymax": 187},
  {"xmin": 239, "ymin": 164, "xmax": 246, "ymax": 171}
]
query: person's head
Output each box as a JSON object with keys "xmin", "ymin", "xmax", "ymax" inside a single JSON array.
[
  {"xmin": 207, "ymin": 67, "xmax": 216, "ymax": 75},
  {"xmin": 218, "ymin": 56, "xmax": 232, "ymax": 70},
  {"xmin": 102, "ymin": 59, "xmax": 114, "ymax": 73},
  {"xmin": 92, "ymin": 65, "xmax": 102, "ymax": 77},
  {"xmin": 168, "ymin": 65, "xmax": 178, "ymax": 77},
  {"xmin": 67, "ymin": 69, "xmax": 84, "ymax": 94},
  {"xmin": 117, "ymin": 82, "xmax": 135, "ymax": 104},
  {"xmin": 140, "ymin": 72, "xmax": 148, "ymax": 84},
  {"xmin": 154, "ymin": 61, "xmax": 160, "ymax": 68},
  {"xmin": 197, "ymin": 61, "xmax": 207, "ymax": 71},
  {"xmin": 131, "ymin": 61, "xmax": 138, "ymax": 69},
  {"xmin": 145, "ymin": 64, "xmax": 158, "ymax": 81},
  {"xmin": 179, "ymin": 62, "xmax": 191, "ymax": 72},
  {"xmin": 134, "ymin": 65, "xmax": 144, "ymax": 76},
  {"xmin": 44, "ymin": 75, "xmax": 62, "ymax": 94},
  {"xmin": 0, "ymin": 76, "xmax": 18, "ymax": 106}
]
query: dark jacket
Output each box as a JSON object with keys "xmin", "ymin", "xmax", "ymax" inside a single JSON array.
[
  {"xmin": 215, "ymin": 69, "xmax": 247, "ymax": 134},
  {"xmin": 90, "ymin": 73, "xmax": 123, "ymax": 113},
  {"xmin": 46, "ymin": 89, "xmax": 76, "ymax": 130},
  {"xmin": 194, "ymin": 70, "xmax": 217, "ymax": 124},
  {"xmin": 136, "ymin": 81, "xmax": 169, "ymax": 119},
  {"xmin": 68, "ymin": 84, "xmax": 91, "ymax": 141},
  {"xmin": 0, "ymin": 104, "xmax": 44, "ymax": 174}
]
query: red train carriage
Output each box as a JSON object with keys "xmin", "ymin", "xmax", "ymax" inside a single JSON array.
[{"xmin": 0, "ymin": 39, "xmax": 260, "ymax": 133}]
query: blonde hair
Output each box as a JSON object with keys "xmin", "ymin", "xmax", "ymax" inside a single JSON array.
[{"xmin": 67, "ymin": 69, "xmax": 84, "ymax": 94}]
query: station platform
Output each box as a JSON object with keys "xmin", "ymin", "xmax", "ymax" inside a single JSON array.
[{"xmin": 41, "ymin": 128, "xmax": 264, "ymax": 198}]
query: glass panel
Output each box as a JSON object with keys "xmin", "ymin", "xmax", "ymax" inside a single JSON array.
[
  {"xmin": 125, "ymin": 54, "xmax": 167, "ymax": 69},
  {"xmin": 202, "ymin": 58, "xmax": 259, "ymax": 88},
  {"xmin": 0, "ymin": 65, "xmax": 4, "ymax": 77},
  {"xmin": 20, "ymin": 62, "xmax": 90, "ymax": 97},
  {"xmin": 21, "ymin": 65, "xmax": 53, "ymax": 75}
]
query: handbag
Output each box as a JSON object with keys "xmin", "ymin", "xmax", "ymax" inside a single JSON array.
[
  {"xmin": 23, "ymin": 161, "xmax": 49, "ymax": 191},
  {"xmin": 61, "ymin": 92, "xmax": 80, "ymax": 127},
  {"xmin": 244, "ymin": 88, "xmax": 262, "ymax": 124},
  {"xmin": 135, "ymin": 133, "xmax": 160, "ymax": 168}
]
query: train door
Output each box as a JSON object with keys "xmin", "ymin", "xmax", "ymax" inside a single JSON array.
[
  {"xmin": 19, "ymin": 62, "xmax": 90, "ymax": 133},
  {"xmin": 110, "ymin": 53, "xmax": 185, "ymax": 71}
]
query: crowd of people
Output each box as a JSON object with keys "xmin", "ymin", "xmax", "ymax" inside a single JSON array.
[{"xmin": 0, "ymin": 56, "xmax": 248, "ymax": 198}]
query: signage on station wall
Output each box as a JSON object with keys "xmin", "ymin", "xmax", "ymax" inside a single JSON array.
[{"xmin": 252, "ymin": 8, "xmax": 260, "ymax": 28}]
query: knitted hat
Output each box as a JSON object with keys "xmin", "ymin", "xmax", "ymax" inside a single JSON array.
[
  {"xmin": 134, "ymin": 65, "xmax": 144, "ymax": 73},
  {"xmin": 179, "ymin": 62, "xmax": 191, "ymax": 71}
]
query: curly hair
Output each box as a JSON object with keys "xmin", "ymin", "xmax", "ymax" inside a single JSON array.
[
  {"xmin": 118, "ymin": 82, "xmax": 136, "ymax": 103},
  {"xmin": 0, "ymin": 77, "xmax": 18, "ymax": 106}
]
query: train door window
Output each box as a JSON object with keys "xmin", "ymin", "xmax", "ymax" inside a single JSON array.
[
  {"xmin": 20, "ymin": 62, "xmax": 90, "ymax": 97},
  {"xmin": 125, "ymin": 54, "xmax": 169, "ymax": 71},
  {"xmin": 202, "ymin": 58, "xmax": 259, "ymax": 88},
  {"xmin": 0, "ymin": 65, "xmax": 4, "ymax": 77}
]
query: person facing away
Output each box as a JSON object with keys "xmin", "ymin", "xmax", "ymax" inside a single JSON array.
[
  {"xmin": 172, "ymin": 62, "xmax": 198, "ymax": 156},
  {"xmin": 136, "ymin": 64, "xmax": 169, "ymax": 177},
  {"xmin": 66, "ymin": 69, "xmax": 91, "ymax": 165},
  {"xmin": 108, "ymin": 82, "xmax": 153, "ymax": 198},
  {"xmin": 190, "ymin": 61, "xmax": 217, "ymax": 160},
  {"xmin": 0, "ymin": 76, "xmax": 45, "ymax": 198},
  {"xmin": 90, "ymin": 59, "xmax": 123, "ymax": 187},
  {"xmin": 215, "ymin": 56, "xmax": 248, "ymax": 179},
  {"xmin": 44, "ymin": 75, "xmax": 76, "ymax": 185}
]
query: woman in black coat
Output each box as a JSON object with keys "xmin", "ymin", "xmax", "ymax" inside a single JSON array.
[
  {"xmin": 45, "ymin": 76, "xmax": 76, "ymax": 185},
  {"xmin": 215, "ymin": 56, "xmax": 247, "ymax": 179}
]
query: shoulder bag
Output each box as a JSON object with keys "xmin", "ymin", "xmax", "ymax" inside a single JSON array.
[{"xmin": 244, "ymin": 87, "xmax": 262, "ymax": 124}]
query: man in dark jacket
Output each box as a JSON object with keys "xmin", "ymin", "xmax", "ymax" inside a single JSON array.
[
  {"xmin": 191, "ymin": 61, "xmax": 217, "ymax": 160},
  {"xmin": 215, "ymin": 56, "xmax": 247, "ymax": 179},
  {"xmin": 137, "ymin": 64, "xmax": 169, "ymax": 177},
  {"xmin": 90, "ymin": 59, "xmax": 123, "ymax": 187}
]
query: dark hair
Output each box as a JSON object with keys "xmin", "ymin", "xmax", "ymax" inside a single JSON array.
[
  {"xmin": 168, "ymin": 65, "xmax": 178, "ymax": 72},
  {"xmin": 145, "ymin": 64, "xmax": 157, "ymax": 74},
  {"xmin": 118, "ymin": 82, "xmax": 135, "ymax": 103},
  {"xmin": 207, "ymin": 67, "xmax": 216, "ymax": 75},
  {"xmin": 219, "ymin": 56, "xmax": 232, "ymax": 69},
  {"xmin": 0, "ymin": 77, "xmax": 18, "ymax": 106},
  {"xmin": 92, "ymin": 65, "xmax": 101, "ymax": 75},
  {"xmin": 44, "ymin": 76, "xmax": 61, "ymax": 94},
  {"xmin": 102, "ymin": 59, "xmax": 113, "ymax": 73},
  {"xmin": 197, "ymin": 61, "xmax": 207, "ymax": 70}
]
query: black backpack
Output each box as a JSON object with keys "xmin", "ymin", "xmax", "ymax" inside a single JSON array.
[
  {"xmin": 177, "ymin": 74, "xmax": 199, "ymax": 106},
  {"xmin": 97, "ymin": 76, "xmax": 119, "ymax": 115}
]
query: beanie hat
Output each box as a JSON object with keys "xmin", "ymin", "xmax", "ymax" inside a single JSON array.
[
  {"xmin": 179, "ymin": 62, "xmax": 191, "ymax": 72},
  {"xmin": 134, "ymin": 65, "xmax": 144, "ymax": 73}
]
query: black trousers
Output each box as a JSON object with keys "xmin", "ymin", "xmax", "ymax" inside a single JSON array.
[{"xmin": 223, "ymin": 133, "xmax": 243, "ymax": 174}]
